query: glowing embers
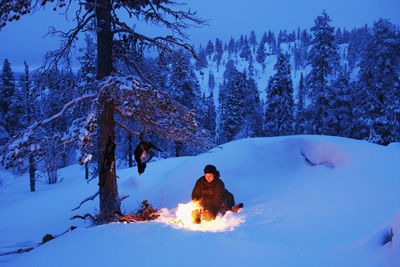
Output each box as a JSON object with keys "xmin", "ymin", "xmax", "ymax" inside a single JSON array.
[{"xmin": 158, "ymin": 201, "xmax": 245, "ymax": 232}]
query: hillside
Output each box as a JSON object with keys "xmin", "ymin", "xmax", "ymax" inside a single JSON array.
[{"xmin": 0, "ymin": 135, "xmax": 399, "ymax": 266}]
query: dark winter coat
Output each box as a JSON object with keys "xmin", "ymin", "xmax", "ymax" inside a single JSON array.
[
  {"xmin": 191, "ymin": 176, "xmax": 226, "ymax": 220},
  {"xmin": 134, "ymin": 141, "xmax": 162, "ymax": 174}
]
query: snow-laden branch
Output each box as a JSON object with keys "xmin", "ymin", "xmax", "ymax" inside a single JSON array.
[
  {"xmin": 115, "ymin": 120, "xmax": 140, "ymax": 137},
  {"xmin": 40, "ymin": 94, "xmax": 96, "ymax": 127}
]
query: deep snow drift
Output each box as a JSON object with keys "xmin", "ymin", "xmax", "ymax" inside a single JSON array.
[{"xmin": 0, "ymin": 135, "xmax": 399, "ymax": 267}]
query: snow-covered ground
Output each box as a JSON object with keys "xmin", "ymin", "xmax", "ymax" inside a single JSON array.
[{"xmin": 0, "ymin": 135, "xmax": 399, "ymax": 267}]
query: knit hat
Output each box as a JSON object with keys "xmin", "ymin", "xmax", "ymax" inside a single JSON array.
[{"xmin": 204, "ymin": 164, "xmax": 220, "ymax": 178}]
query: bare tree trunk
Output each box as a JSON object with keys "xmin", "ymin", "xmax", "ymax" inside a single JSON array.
[
  {"xmin": 96, "ymin": 0, "xmax": 120, "ymax": 217},
  {"xmin": 29, "ymin": 154, "xmax": 35, "ymax": 192},
  {"xmin": 128, "ymin": 134, "xmax": 133, "ymax": 167},
  {"xmin": 85, "ymin": 162, "xmax": 89, "ymax": 180},
  {"xmin": 175, "ymin": 141, "xmax": 182, "ymax": 157}
]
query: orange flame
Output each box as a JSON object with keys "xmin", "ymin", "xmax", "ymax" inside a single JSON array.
[{"xmin": 157, "ymin": 201, "xmax": 245, "ymax": 232}]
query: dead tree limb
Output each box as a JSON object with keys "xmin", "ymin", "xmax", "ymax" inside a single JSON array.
[{"xmin": 71, "ymin": 190, "xmax": 99, "ymax": 211}]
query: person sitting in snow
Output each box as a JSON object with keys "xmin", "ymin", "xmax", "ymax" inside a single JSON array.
[
  {"xmin": 191, "ymin": 164, "xmax": 243, "ymax": 224},
  {"xmin": 134, "ymin": 138, "xmax": 162, "ymax": 175}
]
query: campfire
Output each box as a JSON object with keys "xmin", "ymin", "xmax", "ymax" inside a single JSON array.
[{"xmin": 157, "ymin": 201, "xmax": 245, "ymax": 232}]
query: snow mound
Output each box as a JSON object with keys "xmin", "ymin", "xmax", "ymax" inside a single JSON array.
[
  {"xmin": 298, "ymin": 138, "xmax": 348, "ymax": 168},
  {"xmin": 382, "ymin": 209, "xmax": 400, "ymax": 265}
]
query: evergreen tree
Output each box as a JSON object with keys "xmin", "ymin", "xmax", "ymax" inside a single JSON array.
[
  {"xmin": 256, "ymin": 38, "xmax": 267, "ymax": 66},
  {"xmin": 166, "ymin": 50, "xmax": 203, "ymax": 155},
  {"xmin": 19, "ymin": 61, "xmax": 39, "ymax": 191},
  {"xmin": 261, "ymin": 32, "xmax": 268, "ymax": 44},
  {"xmin": 295, "ymin": 73, "xmax": 307, "ymax": 134},
  {"xmin": 208, "ymin": 71, "xmax": 215, "ymax": 93},
  {"xmin": 227, "ymin": 37, "xmax": 236, "ymax": 55},
  {"xmin": 195, "ymin": 46, "xmax": 207, "ymax": 70},
  {"xmin": 240, "ymin": 36, "xmax": 252, "ymax": 61},
  {"xmin": 77, "ymin": 34, "xmax": 97, "ymax": 95},
  {"xmin": 249, "ymin": 30, "xmax": 257, "ymax": 53},
  {"xmin": 242, "ymin": 75, "xmax": 263, "ymax": 138},
  {"xmin": 205, "ymin": 40, "xmax": 214, "ymax": 58},
  {"xmin": 354, "ymin": 19, "xmax": 400, "ymax": 144},
  {"xmin": 264, "ymin": 53, "xmax": 294, "ymax": 136},
  {"xmin": 213, "ymin": 38, "xmax": 223, "ymax": 67},
  {"xmin": 0, "ymin": 59, "xmax": 16, "ymax": 135},
  {"xmin": 204, "ymin": 92, "xmax": 217, "ymax": 140},
  {"xmin": 218, "ymin": 67, "xmax": 262, "ymax": 144},
  {"xmin": 329, "ymin": 66, "xmax": 354, "ymax": 137},
  {"xmin": 305, "ymin": 11, "xmax": 339, "ymax": 134},
  {"xmin": 77, "ymin": 33, "xmax": 98, "ymax": 176}
]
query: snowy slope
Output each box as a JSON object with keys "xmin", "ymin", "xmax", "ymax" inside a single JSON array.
[{"xmin": 0, "ymin": 135, "xmax": 399, "ymax": 267}]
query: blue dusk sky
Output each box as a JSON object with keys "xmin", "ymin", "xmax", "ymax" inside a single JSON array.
[{"xmin": 0, "ymin": 0, "xmax": 399, "ymax": 72}]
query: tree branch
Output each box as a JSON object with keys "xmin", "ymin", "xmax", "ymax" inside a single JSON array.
[
  {"xmin": 71, "ymin": 190, "xmax": 99, "ymax": 211},
  {"xmin": 115, "ymin": 120, "xmax": 140, "ymax": 137},
  {"xmin": 37, "ymin": 94, "xmax": 97, "ymax": 128}
]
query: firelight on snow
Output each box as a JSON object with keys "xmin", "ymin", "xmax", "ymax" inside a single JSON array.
[{"xmin": 157, "ymin": 201, "xmax": 245, "ymax": 232}]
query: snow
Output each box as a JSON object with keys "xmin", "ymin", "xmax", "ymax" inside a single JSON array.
[{"xmin": 0, "ymin": 135, "xmax": 399, "ymax": 266}]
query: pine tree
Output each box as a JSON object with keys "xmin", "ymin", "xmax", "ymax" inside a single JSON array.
[
  {"xmin": 213, "ymin": 38, "xmax": 223, "ymax": 67},
  {"xmin": 256, "ymin": 38, "xmax": 267, "ymax": 66},
  {"xmin": 240, "ymin": 37, "xmax": 252, "ymax": 61},
  {"xmin": 204, "ymin": 92, "xmax": 217, "ymax": 140},
  {"xmin": 249, "ymin": 30, "xmax": 257, "ymax": 53},
  {"xmin": 218, "ymin": 67, "xmax": 262, "ymax": 143},
  {"xmin": 264, "ymin": 53, "xmax": 294, "ymax": 136},
  {"xmin": 208, "ymin": 71, "xmax": 215, "ymax": 93},
  {"xmin": 295, "ymin": 73, "xmax": 307, "ymax": 134},
  {"xmin": 195, "ymin": 46, "xmax": 207, "ymax": 70},
  {"xmin": 205, "ymin": 40, "xmax": 215, "ymax": 58},
  {"xmin": 166, "ymin": 50, "xmax": 203, "ymax": 155},
  {"xmin": 217, "ymin": 67, "xmax": 246, "ymax": 144},
  {"xmin": 227, "ymin": 37, "xmax": 236, "ymax": 55},
  {"xmin": 305, "ymin": 11, "xmax": 339, "ymax": 135},
  {"xmin": 19, "ymin": 61, "xmax": 39, "ymax": 191},
  {"xmin": 329, "ymin": 65, "xmax": 354, "ymax": 137},
  {"xmin": 354, "ymin": 19, "xmax": 400, "ymax": 144},
  {"xmin": 77, "ymin": 33, "xmax": 98, "ymax": 177},
  {"xmin": 0, "ymin": 59, "xmax": 16, "ymax": 135}
]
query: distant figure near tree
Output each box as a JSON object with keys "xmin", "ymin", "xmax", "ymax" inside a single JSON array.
[
  {"xmin": 191, "ymin": 165, "xmax": 243, "ymax": 224},
  {"xmin": 134, "ymin": 139, "xmax": 162, "ymax": 175}
]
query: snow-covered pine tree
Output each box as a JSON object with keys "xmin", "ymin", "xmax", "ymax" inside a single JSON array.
[
  {"xmin": 195, "ymin": 45, "xmax": 207, "ymax": 70},
  {"xmin": 76, "ymin": 33, "xmax": 98, "ymax": 177},
  {"xmin": 295, "ymin": 73, "xmax": 307, "ymax": 134},
  {"xmin": 329, "ymin": 65, "xmax": 354, "ymax": 137},
  {"xmin": 240, "ymin": 36, "xmax": 252, "ymax": 61},
  {"xmin": 18, "ymin": 61, "xmax": 40, "ymax": 191},
  {"xmin": 205, "ymin": 40, "xmax": 215, "ymax": 59},
  {"xmin": 202, "ymin": 91, "xmax": 216, "ymax": 141},
  {"xmin": 227, "ymin": 37, "xmax": 236, "ymax": 56},
  {"xmin": 217, "ymin": 66, "xmax": 244, "ymax": 144},
  {"xmin": 267, "ymin": 31, "xmax": 278, "ymax": 54},
  {"xmin": 0, "ymin": 59, "xmax": 16, "ymax": 136},
  {"xmin": 264, "ymin": 52, "xmax": 294, "ymax": 137},
  {"xmin": 249, "ymin": 30, "xmax": 257, "ymax": 53},
  {"xmin": 242, "ymin": 75, "xmax": 263, "ymax": 138},
  {"xmin": 347, "ymin": 25, "xmax": 370, "ymax": 70},
  {"xmin": 0, "ymin": 0, "xmax": 207, "ymax": 219},
  {"xmin": 354, "ymin": 19, "xmax": 400, "ymax": 145},
  {"xmin": 305, "ymin": 10, "xmax": 339, "ymax": 135},
  {"xmin": 256, "ymin": 37, "xmax": 267, "ymax": 67},
  {"xmin": 208, "ymin": 71, "xmax": 215, "ymax": 93},
  {"xmin": 165, "ymin": 49, "xmax": 205, "ymax": 156},
  {"xmin": 218, "ymin": 65, "xmax": 262, "ymax": 144},
  {"xmin": 213, "ymin": 38, "xmax": 223, "ymax": 68}
]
